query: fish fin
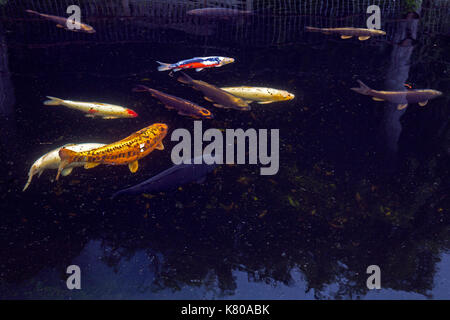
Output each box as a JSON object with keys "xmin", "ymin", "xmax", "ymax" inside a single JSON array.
[
  {"xmin": 358, "ymin": 36, "xmax": 371, "ymax": 41},
  {"xmin": 156, "ymin": 61, "xmax": 172, "ymax": 71},
  {"xmin": 195, "ymin": 68, "xmax": 204, "ymax": 72},
  {"xmin": 245, "ymin": 100, "xmax": 254, "ymax": 104},
  {"xmin": 164, "ymin": 105, "xmax": 175, "ymax": 110},
  {"xmin": 85, "ymin": 114, "xmax": 96, "ymax": 118},
  {"xmin": 101, "ymin": 116, "xmax": 119, "ymax": 119},
  {"xmin": 156, "ymin": 142, "xmax": 164, "ymax": 150},
  {"xmin": 43, "ymin": 96, "xmax": 63, "ymax": 106},
  {"xmin": 61, "ymin": 167, "xmax": 73, "ymax": 176},
  {"xmin": 418, "ymin": 101, "xmax": 428, "ymax": 106},
  {"xmin": 173, "ymin": 68, "xmax": 181, "ymax": 72},
  {"xmin": 177, "ymin": 72, "xmax": 193, "ymax": 85},
  {"xmin": 128, "ymin": 160, "xmax": 139, "ymax": 173},
  {"xmin": 132, "ymin": 85, "xmax": 150, "ymax": 92},
  {"xmin": 257, "ymin": 101, "xmax": 273, "ymax": 104},
  {"xmin": 38, "ymin": 170, "xmax": 44, "ymax": 178},
  {"xmin": 56, "ymin": 148, "xmax": 77, "ymax": 181},
  {"xmin": 84, "ymin": 162, "xmax": 100, "ymax": 169},
  {"xmin": 213, "ymin": 104, "xmax": 229, "ymax": 109},
  {"xmin": 341, "ymin": 35, "xmax": 353, "ymax": 39},
  {"xmin": 372, "ymin": 97, "xmax": 384, "ymax": 101},
  {"xmin": 204, "ymin": 96, "xmax": 213, "ymax": 102},
  {"xmin": 56, "ymin": 24, "xmax": 65, "ymax": 28},
  {"xmin": 176, "ymin": 111, "xmax": 191, "ymax": 117},
  {"xmin": 397, "ymin": 104, "xmax": 408, "ymax": 110},
  {"xmin": 350, "ymin": 80, "xmax": 372, "ymax": 95}
]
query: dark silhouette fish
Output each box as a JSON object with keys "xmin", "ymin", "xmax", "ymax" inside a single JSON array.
[
  {"xmin": 305, "ymin": 26, "xmax": 385, "ymax": 41},
  {"xmin": 25, "ymin": 9, "xmax": 95, "ymax": 33},
  {"xmin": 133, "ymin": 85, "xmax": 214, "ymax": 119},
  {"xmin": 351, "ymin": 80, "xmax": 443, "ymax": 110},
  {"xmin": 177, "ymin": 72, "xmax": 250, "ymax": 111},
  {"xmin": 186, "ymin": 7, "xmax": 253, "ymax": 20},
  {"xmin": 112, "ymin": 155, "xmax": 218, "ymax": 198}
]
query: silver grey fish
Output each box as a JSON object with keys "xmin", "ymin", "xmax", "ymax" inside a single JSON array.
[
  {"xmin": 351, "ymin": 80, "xmax": 443, "ymax": 110},
  {"xmin": 112, "ymin": 154, "xmax": 218, "ymax": 198}
]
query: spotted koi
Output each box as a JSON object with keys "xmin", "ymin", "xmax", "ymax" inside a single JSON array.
[{"xmin": 56, "ymin": 123, "xmax": 168, "ymax": 180}]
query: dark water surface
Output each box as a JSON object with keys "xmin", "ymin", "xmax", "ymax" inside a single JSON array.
[{"xmin": 0, "ymin": 0, "xmax": 449, "ymax": 299}]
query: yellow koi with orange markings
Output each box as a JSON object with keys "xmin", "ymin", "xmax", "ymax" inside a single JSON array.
[{"xmin": 56, "ymin": 123, "xmax": 168, "ymax": 180}]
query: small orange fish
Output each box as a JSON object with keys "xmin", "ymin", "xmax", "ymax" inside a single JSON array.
[{"xmin": 56, "ymin": 123, "xmax": 168, "ymax": 180}]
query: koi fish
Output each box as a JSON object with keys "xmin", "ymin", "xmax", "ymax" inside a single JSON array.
[
  {"xmin": 351, "ymin": 80, "xmax": 443, "ymax": 110},
  {"xmin": 177, "ymin": 72, "xmax": 250, "ymax": 111},
  {"xmin": 112, "ymin": 154, "xmax": 218, "ymax": 198},
  {"xmin": 133, "ymin": 85, "xmax": 213, "ymax": 119},
  {"xmin": 186, "ymin": 8, "xmax": 253, "ymax": 19},
  {"xmin": 43, "ymin": 96, "xmax": 138, "ymax": 119},
  {"xmin": 23, "ymin": 143, "xmax": 106, "ymax": 191},
  {"xmin": 305, "ymin": 26, "xmax": 386, "ymax": 41},
  {"xmin": 25, "ymin": 10, "xmax": 95, "ymax": 33},
  {"xmin": 220, "ymin": 86, "xmax": 295, "ymax": 104},
  {"xmin": 156, "ymin": 56, "xmax": 235, "ymax": 72},
  {"xmin": 56, "ymin": 123, "xmax": 168, "ymax": 180}
]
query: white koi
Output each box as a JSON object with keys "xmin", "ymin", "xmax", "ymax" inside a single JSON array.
[
  {"xmin": 220, "ymin": 86, "xmax": 295, "ymax": 104},
  {"xmin": 23, "ymin": 143, "xmax": 106, "ymax": 191},
  {"xmin": 43, "ymin": 96, "xmax": 138, "ymax": 119}
]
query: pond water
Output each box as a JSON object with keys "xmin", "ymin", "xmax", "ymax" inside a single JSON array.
[{"xmin": 0, "ymin": 0, "xmax": 449, "ymax": 300}]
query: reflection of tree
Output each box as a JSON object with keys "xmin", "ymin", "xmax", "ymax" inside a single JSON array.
[{"xmin": 89, "ymin": 140, "xmax": 448, "ymax": 299}]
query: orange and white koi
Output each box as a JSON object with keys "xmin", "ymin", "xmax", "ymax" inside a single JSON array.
[
  {"xmin": 23, "ymin": 143, "xmax": 106, "ymax": 191},
  {"xmin": 156, "ymin": 56, "xmax": 235, "ymax": 72},
  {"xmin": 56, "ymin": 123, "xmax": 168, "ymax": 180},
  {"xmin": 43, "ymin": 96, "xmax": 138, "ymax": 119}
]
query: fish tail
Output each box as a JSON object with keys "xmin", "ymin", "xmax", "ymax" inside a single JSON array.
[
  {"xmin": 111, "ymin": 190, "xmax": 125, "ymax": 199},
  {"xmin": 177, "ymin": 72, "xmax": 193, "ymax": 85},
  {"xmin": 350, "ymin": 80, "xmax": 372, "ymax": 95},
  {"xmin": 132, "ymin": 85, "xmax": 151, "ymax": 93},
  {"xmin": 44, "ymin": 96, "xmax": 63, "ymax": 106},
  {"xmin": 23, "ymin": 165, "xmax": 38, "ymax": 192},
  {"xmin": 305, "ymin": 26, "xmax": 322, "ymax": 32},
  {"xmin": 156, "ymin": 61, "xmax": 172, "ymax": 71},
  {"xmin": 56, "ymin": 148, "xmax": 77, "ymax": 181},
  {"xmin": 25, "ymin": 9, "xmax": 40, "ymax": 16}
]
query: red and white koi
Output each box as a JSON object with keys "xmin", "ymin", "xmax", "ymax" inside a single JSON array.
[
  {"xmin": 43, "ymin": 96, "xmax": 138, "ymax": 119},
  {"xmin": 156, "ymin": 56, "xmax": 235, "ymax": 72}
]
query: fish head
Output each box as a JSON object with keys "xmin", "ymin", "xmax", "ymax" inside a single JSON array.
[
  {"xmin": 430, "ymin": 89, "xmax": 443, "ymax": 97},
  {"xmin": 81, "ymin": 24, "xmax": 96, "ymax": 33},
  {"xmin": 280, "ymin": 91, "xmax": 295, "ymax": 101},
  {"xmin": 152, "ymin": 123, "xmax": 169, "ymax": 136},
  {"xmin": 199, "ymin": 108, "xmax": 214, "ymax": 119},
  {"xmin": 218, "ymin": 57, "xmax": 235, "ymax": 66},
  {"xmin": 125, "ymin": 109, "xmax": 139, "ymax": 118}
]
